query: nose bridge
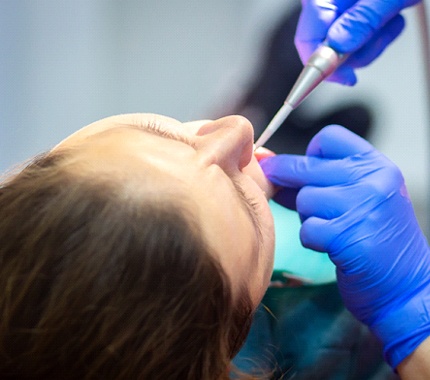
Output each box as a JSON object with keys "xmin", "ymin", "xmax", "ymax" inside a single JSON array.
[{"xmin": 196, "ymin": 116, "xmax": 254, "ymax": 170}]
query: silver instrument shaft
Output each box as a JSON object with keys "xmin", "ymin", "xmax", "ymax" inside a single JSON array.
[{"xmin": 254, "ymin": 44, "xmax": 349, "ymax": 149}]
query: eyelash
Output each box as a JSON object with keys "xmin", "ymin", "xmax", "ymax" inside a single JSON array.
[
  {"xmin": 245, "ymin": 194, "xmax": 263, "ymax": 241},
  {"xmin": 232, "ymin": 180, "xmax": 263, "ymax": 239},
  {"xmin": 146, "ymin": 121, "xmax": 197, "ymax": 148},
  {"xmin": 242, "ymin": 191, "xmax": 260, "ymax": 215},
  {"xmin": 249, "ymin": 197, "xmax": 260, "ymax": 215}
]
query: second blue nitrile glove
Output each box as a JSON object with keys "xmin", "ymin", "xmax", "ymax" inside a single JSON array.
[
  {"xmin": 295, "ymin": 0, "xmax": 420, "ymax": 85},
  {"xmin": 260, "ymin": 125, "xmax": 430, "ymax": 369}
]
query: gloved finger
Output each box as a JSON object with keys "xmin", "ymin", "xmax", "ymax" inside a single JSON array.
[
  {"xmin": 301, "ymin": 0, "xmax": 358, "ymax": 12},
  {"xmin": 261, "ymin": 151, "xmax": 392, "ymax": 194},
  {"xmin": 345, "ymin": 15, "xmax": 405, "ymax": 68},
  {"xmin": 325, "ymin": 13, "xmax": 404, "ymax": 85},
  {"xmin": 297, "ymin": 166, "xmax": 405, "ymax": 225},
  {"xmin": 301, "ymin": 169, "xmax": 408, "ymax": 254},
  {"xmin": 260, "ymin": 154, "xmax": 349, "ymax": 188},
  {"xmin": 296, "ymin": 0, "xmax": 338, "ymax": 41},
  {"xmin": 325, "ymin": 64, "xmax": 357, "ymax": 86},
  {"xmin": 306, "ymin": 125, "xmax": 374, "ymax": 158},
  {"xmin": 326, "ymin": 0, "xmax": 416, "ymax": 53},
  {"xmin": 272, "ymin": 187, "xmax": 299, "ymax": 210},
  {"xmin": 296, "ymin": 185, "xmax": 353, "ymax": 220},
  {"xmin": 296, "ymin": 0, "xmax": 361, "ymax": 52},
  {"xmin": 299, "ymin": 207, "xmax": 378, "ymax": 256},
  {"xmin": 295, "ymin": 0, "xmax": 339, "ymax": 65},
  {"xmin": 299, "ymin": 216, "xmax": 338, "ymax": 252},
  {"xmin": 295, "ymin": 0, "xmax": 357, "ymax": 85}
]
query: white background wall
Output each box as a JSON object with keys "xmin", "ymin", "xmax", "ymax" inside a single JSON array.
[{"xmin": 1, "ymin": 0, "xmax": 428, "ymax": 233}]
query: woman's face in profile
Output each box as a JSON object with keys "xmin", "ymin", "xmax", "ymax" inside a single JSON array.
[{"xmin": 54, "ymin": 113, "xmax": 276, "ymax": 306}]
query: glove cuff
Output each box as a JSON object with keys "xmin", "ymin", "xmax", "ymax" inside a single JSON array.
[{"xmin": 370, "ymin": 291, "xmax": 430, "ymax": 369}]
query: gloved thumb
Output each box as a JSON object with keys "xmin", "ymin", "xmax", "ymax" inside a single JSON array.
[{"xmin": 306, "ymin": 124, "xmax": 373, "ymax": 158}]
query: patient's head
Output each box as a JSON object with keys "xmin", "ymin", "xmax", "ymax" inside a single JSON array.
[{"xmin": 0, "ymin": 114, "xmax": 275, "ymax": 379}]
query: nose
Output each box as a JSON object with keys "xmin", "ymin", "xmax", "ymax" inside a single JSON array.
[{"xmin": 195, "ymin": 116, "xmax": 254, "ymax": 171}]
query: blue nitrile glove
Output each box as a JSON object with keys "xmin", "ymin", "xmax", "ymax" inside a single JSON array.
[
  {"xmin": 259, "ymin": 125, "xmax": 430, "ymax": 369},
  {"xmin": 295, "ymin": 0, "xmax": 420, "ymax": 85}
]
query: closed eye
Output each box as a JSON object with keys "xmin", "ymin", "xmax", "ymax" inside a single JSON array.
[
  {"xmin": 230, "ymin": 177, "xmax": 263, "ymax": 244},
  {"xmin": 139, "ymin": 121, "xmax": 197, "ymax": 149}
]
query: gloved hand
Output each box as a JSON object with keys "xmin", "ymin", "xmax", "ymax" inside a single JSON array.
[
  {"xmin": 295, "ymin": 0, "xmax": 421, "ymax": 85},
  {"xmin": 259, "ymin": 125, "xmax": 430, "ymax": 369}
]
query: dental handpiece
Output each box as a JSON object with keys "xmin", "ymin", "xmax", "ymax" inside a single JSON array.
[{"xmin": 254, "ymin": 44, "xmax": 349, "ymax": 149}]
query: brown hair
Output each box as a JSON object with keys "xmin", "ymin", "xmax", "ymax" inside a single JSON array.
[{"xmin": 0, "ymin": 151, "xmax": 254, "ymax": 379}]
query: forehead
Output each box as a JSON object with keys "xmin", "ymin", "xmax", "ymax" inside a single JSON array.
[
  {"xmin": 58, "ymin": 129, "xmax": 198, "ymax": 193},
  {"xmin": 51, "ymin": 114, "xmax": 269, "ymax": 304}
]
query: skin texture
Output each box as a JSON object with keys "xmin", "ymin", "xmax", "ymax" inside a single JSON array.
[{"xmin": 54, "ymin": 113, "xmax": 276, "ymax": 307}]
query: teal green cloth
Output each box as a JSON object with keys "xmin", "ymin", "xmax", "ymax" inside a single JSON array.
[
  {"xmin": 232, "ymin": 203, "xmax": 398, "ymax": 379},
  {"xmin": 270, "ymin": 201, "xmax": 336, "ymax": 284},
  {"xmin": 233, "ymin": 284, "xmax": 398, "ymax": 379}
]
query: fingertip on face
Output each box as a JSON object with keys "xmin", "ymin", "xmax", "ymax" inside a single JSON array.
[
  {"xmin": 254, "ymin": 146, "xmax": 276, "ymax": 162},
  {"xmin": 253, "ymin": 147, "xmax": 277, "ymax": 199}
]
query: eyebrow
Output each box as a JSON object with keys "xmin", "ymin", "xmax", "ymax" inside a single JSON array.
[{"xmin": 119, "ymin": 121, "xmax": 264, "ymax": 242}]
